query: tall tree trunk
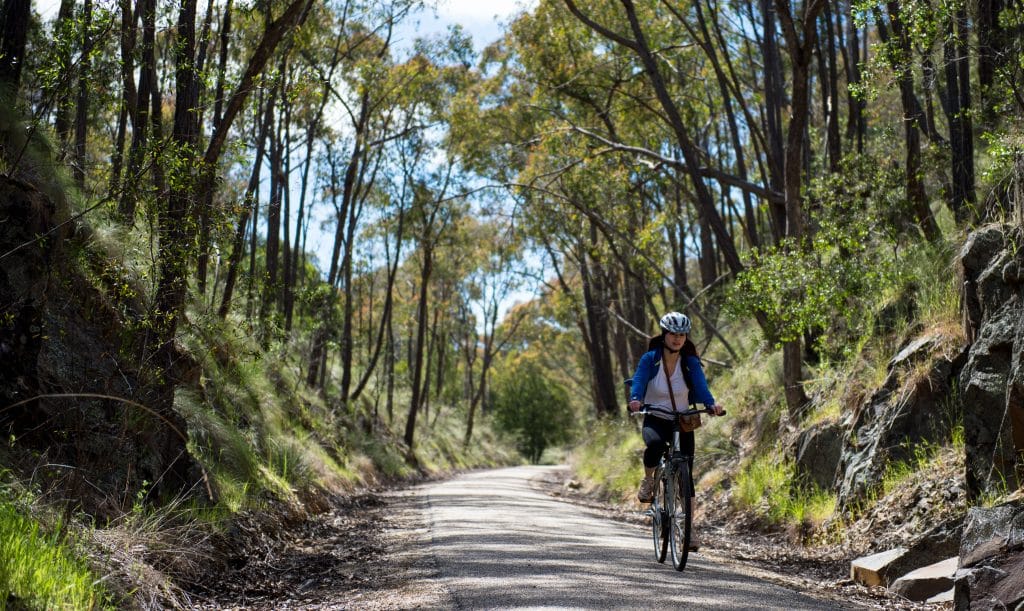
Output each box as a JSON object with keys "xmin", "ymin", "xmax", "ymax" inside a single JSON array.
[
  {"xmin": 260, "ymin": 109, "xmax": 284, "ymax": 337},
  {"xmin": 420, "ymin": 307, "xmax": 439, "ymax": 423},
  {"xmin": 975, "ymin": 0, "xmax": 1006, "ymax": 126},
  {"xmin": 147, "ymin": 0, "xmax": 202, "ymax": 497},
  {"xmin": 286, "ymin": 120, "xmax": 318, "ymax": 331},
  {"xmin": 385, "ymin": 312, "xmax": 396, "ymax": 425},
  {"xmin": 52, "ymin": 0, "xmax": 75, "ymax": 150},
  {"xmin": 196, "ymin": 0, "xmax": 235, "ymax": 295},
  {"xmin": 839, "ymin": 0, "xmax": 865, "ymax": 151},
  {"xmin": 877, "ymin": 3, "xmax": 941, "ymax": 240},
  {"xmin": 219, "ymin": 92, "xmax": 275, "ymax": 318},
  {"xmin": 698, "ymin": 207, "xmax": 716, "ymax": 291},
  {"xmin": 821, "ymin": 1, "xmax": 841, "ymax": 172},
  {"xmin": 762, "ymin": 0, "xmax": 788, "ymax": 241},
  {"xmin": 404, "ymin": 246, "xmax": 434, "ymax": 453},
  {"xmin": 118, "ymin": 0, "xmax": 155, "ymax": 219},
  {"xmin": 942, "ymin": 7, "xmax": 976, "ymax": 222},
  {"xmin": 72, "ymin": 0, "xmax": 93, "ymax": 187},
  {"xmin": 0, "ymin": 0, "xmax": 30, "ymax": 90},
  {"xmin": 580, "ymin": 222, "xmax": 619, "ymax": 416},
  {"xmin": 108, "ymin": 0, "xmax": 137, "ymax": 196},
  {"xmin": 610, "ymin": 277, "xmax": 632, "ymax": 385},
  {"xmin": 280, "ymin": 102, "xmax": 293, "ymax": 330},
  {"xmin": 774, "ymin": 0, "xmax": 826, "ymax": 417}
]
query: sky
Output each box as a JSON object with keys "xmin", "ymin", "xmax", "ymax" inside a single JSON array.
[
  {"xmin": 31, "ymin": 0, "xmax": 536, "ymax": 44},
  {"xmin": 430, "ymin": 0, "xmax": 533, "ymax": 49},
  {"xmin": 29, "ymin": 0, "xmax": 543, "ymax": 319}
]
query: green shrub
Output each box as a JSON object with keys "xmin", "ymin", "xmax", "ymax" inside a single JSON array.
[{"xmin": 491, "ymin": 355, "xmax": 574, "ymax": 463}]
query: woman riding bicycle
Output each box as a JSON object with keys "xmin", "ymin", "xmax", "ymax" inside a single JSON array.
[{"xmin": 628, "ymin": 312, "xmax": 724, "ymax": 546}]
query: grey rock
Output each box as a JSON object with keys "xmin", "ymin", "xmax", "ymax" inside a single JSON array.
[
  {"xmin": 959, "ymin": 226, "xmax": 1006, "ymax": 342},
  {"xmin": 890, "ymin": 556, "xmax": 958, "ymax": 602},
  {"xmin": 889, "ymin": 516, "xmax": 964, "ymax": 577},
  {"xmin": 954, "ymin": 557, "xmax": 1024, "ymax": 610},
  {"xmin": 837, "ymin": 344, "xmax": 962, "ymax": 507},
  {"xmin": 1003, "ymin": 260, "xmax": 1022, "ymax": 285},
  {"xmin": 954, "ymin": 499, "xmax": 1024, "ymax": 610},
  {"xmin": 960, "ymin": 500, "xmax": 1024, "ymax": 566},
  {"xmin": 793, "ymin": 420, "xmax": 844, "ymax": 489}
]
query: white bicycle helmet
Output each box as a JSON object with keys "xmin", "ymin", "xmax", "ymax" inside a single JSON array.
[{"xmin": 659, "ymin": 311, "xmax": 691, "ymax": 334}]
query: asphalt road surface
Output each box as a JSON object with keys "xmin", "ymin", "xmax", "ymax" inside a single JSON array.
[{"xmin": 421, "ymin": 465, "xmax": 855, "ymax": 610}]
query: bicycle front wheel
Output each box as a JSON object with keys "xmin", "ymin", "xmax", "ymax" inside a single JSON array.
[
  {"xmin": 669, "ymin": 465, "xmax": 693, "ymax": 571},
  {"xmin": 651, "ymin": 472, "xmax": 669, "ymax": 563}
]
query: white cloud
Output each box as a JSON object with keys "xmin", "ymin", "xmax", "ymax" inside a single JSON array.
[{"xmin": 435, "ymin": 0, "xmax": 534, "ymax": 23}]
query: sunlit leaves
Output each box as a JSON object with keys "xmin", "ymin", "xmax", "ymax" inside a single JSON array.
[{"xmin": 727, "ymin": 156, "xmax": 903, "ymax": 357}]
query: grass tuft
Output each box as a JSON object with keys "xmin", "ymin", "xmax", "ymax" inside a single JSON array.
[
  {"xmin": 572, "ymin": 418, "xmax": 645, "ymax": 502},
  {"xmin": 732, "ymin": 454, "xmax": 836, "ymax": 528},
  {"xmin": 0, "ymin": 499, "xmax": 109, "ymax": 609}
]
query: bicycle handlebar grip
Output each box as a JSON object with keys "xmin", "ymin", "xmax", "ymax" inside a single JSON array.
[{"xmin": 630, "ymin": 405, "xmax": 727, "ymax": 416}]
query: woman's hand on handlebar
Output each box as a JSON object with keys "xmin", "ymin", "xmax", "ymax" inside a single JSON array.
[
  {"xmin": 628, "ymin": 399, "xmax": 642, "ymax": 412},
  {"xmin": 709, "ymin": 403, "xmax": 725, "ymax": 416}
]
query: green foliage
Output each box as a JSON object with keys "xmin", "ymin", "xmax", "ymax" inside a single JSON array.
[
  {"xmin": 726, "ymin": 156, "xmax": 917, "ymax": 360},
  {"xmin": 896, "ymin": 240, "xmax": 961, "ymax": 333},
  {"xmin": 0, "ymin": 498, "xmax": 110, "ymax": 610},
  {"xmin": 880, "ymin": 440, "xmax": 946, "ymax": 497},
  {"xmin": 733, "ymin": 455, "xmax": 836, "ymax": 528},
  {"xmin": 490, "ymin": 355, "xmax": 574, "ymax": 463}
]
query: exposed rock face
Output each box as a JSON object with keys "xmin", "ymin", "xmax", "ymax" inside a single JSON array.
[
  {"xmin": 954, "ymin": 497, "xmax": 1024, "ymax": 610},
  {"xmin": 836, "ymin": 332, "xmax": 965, "ymax": 508},
  {"xmin": 793, "ymin": 421, "xmax": 843, "ymax": 490},
  {"xmin": 949, "ymin": 223, "xmax": 1024, "ymax": 609},
  {"xmin": 958, "ymin": 224, "xmax": 1024, "ymax": 499},
  {"xmin": 0, "ymin": 178, "xmax": 202, "ymax": 521}
]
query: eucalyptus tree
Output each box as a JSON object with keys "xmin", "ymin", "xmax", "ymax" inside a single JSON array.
[
  {"xmin": 140, "ymin": 0, "xmax": 314, "ymax": 462},
  {"xmin": 304, "ymin": 12, "xmax": 468, "ymax": 403},
  {"xmin": 401, "ymin": 172, "xmax": 467, "ymax": 452},
  {"xmin": 446, "ymin": 4, "xmax": 694, "ymax": 415},
  {"xmin": 454, "ymin": 217, "xmax": 532, "ymax": 445},
  {"xmin": 549, "ymin": 0, "xmax": 837, "ymax": 416}
]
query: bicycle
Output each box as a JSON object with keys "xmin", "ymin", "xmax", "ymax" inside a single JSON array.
[{"xmin": 632, "ymin": 404, "xmax": 724, "ymax": 571}]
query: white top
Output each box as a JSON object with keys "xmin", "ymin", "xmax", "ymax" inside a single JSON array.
[{"xmin": 645, "ymin": 360, "xmax": 689, "ymax": 420}]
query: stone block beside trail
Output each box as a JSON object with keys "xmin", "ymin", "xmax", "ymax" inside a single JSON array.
[{"xmin": 851, "ymin": 548, "xmax": 908, "ymax": 587}]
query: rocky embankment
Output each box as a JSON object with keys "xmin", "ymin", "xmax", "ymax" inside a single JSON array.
[{"xmin": 792, "ymin": 223, "xmax": 1024, "ymax": 607}]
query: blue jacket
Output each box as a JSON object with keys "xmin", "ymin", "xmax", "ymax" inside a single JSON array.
[{"xmin": 629, "ymin": 348, "xmax": 715, "ymax": 407}]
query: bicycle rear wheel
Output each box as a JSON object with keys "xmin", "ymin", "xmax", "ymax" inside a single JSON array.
[
  {"xmin": 669, "ymin": 465, "xmax": 693, "ymax": 571},
  {"xmin": 651, "ymin": 471, "xmax": 669, "ymax": 563}
]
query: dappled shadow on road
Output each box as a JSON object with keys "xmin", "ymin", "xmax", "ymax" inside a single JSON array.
[{"xmin": 423, "ymin": 466, "xmax": 856, "ymax": 610}]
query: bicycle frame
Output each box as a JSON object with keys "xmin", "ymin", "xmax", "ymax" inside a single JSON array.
[
  {"xmin": 663, "ymin": 427, "xmax": 694, "ymax": 571},
  {"xmin": 634, "ymin": 404, "xmax": 724, "ymax": 571}
]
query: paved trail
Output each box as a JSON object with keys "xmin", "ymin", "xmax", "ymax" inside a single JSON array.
[{"xmin": 418, "ymin": 465, "xmax": 855, "ymax": 610}]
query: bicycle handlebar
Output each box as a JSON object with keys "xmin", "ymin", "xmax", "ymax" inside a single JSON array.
[{"xmin": 630, "ymin": 404, "xmax": 726, "ymax": 417}]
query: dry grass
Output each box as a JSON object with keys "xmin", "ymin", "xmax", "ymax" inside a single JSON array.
[{"xmin": 85, "ymin": 496, "xmax": 217, "ymax": 609}]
